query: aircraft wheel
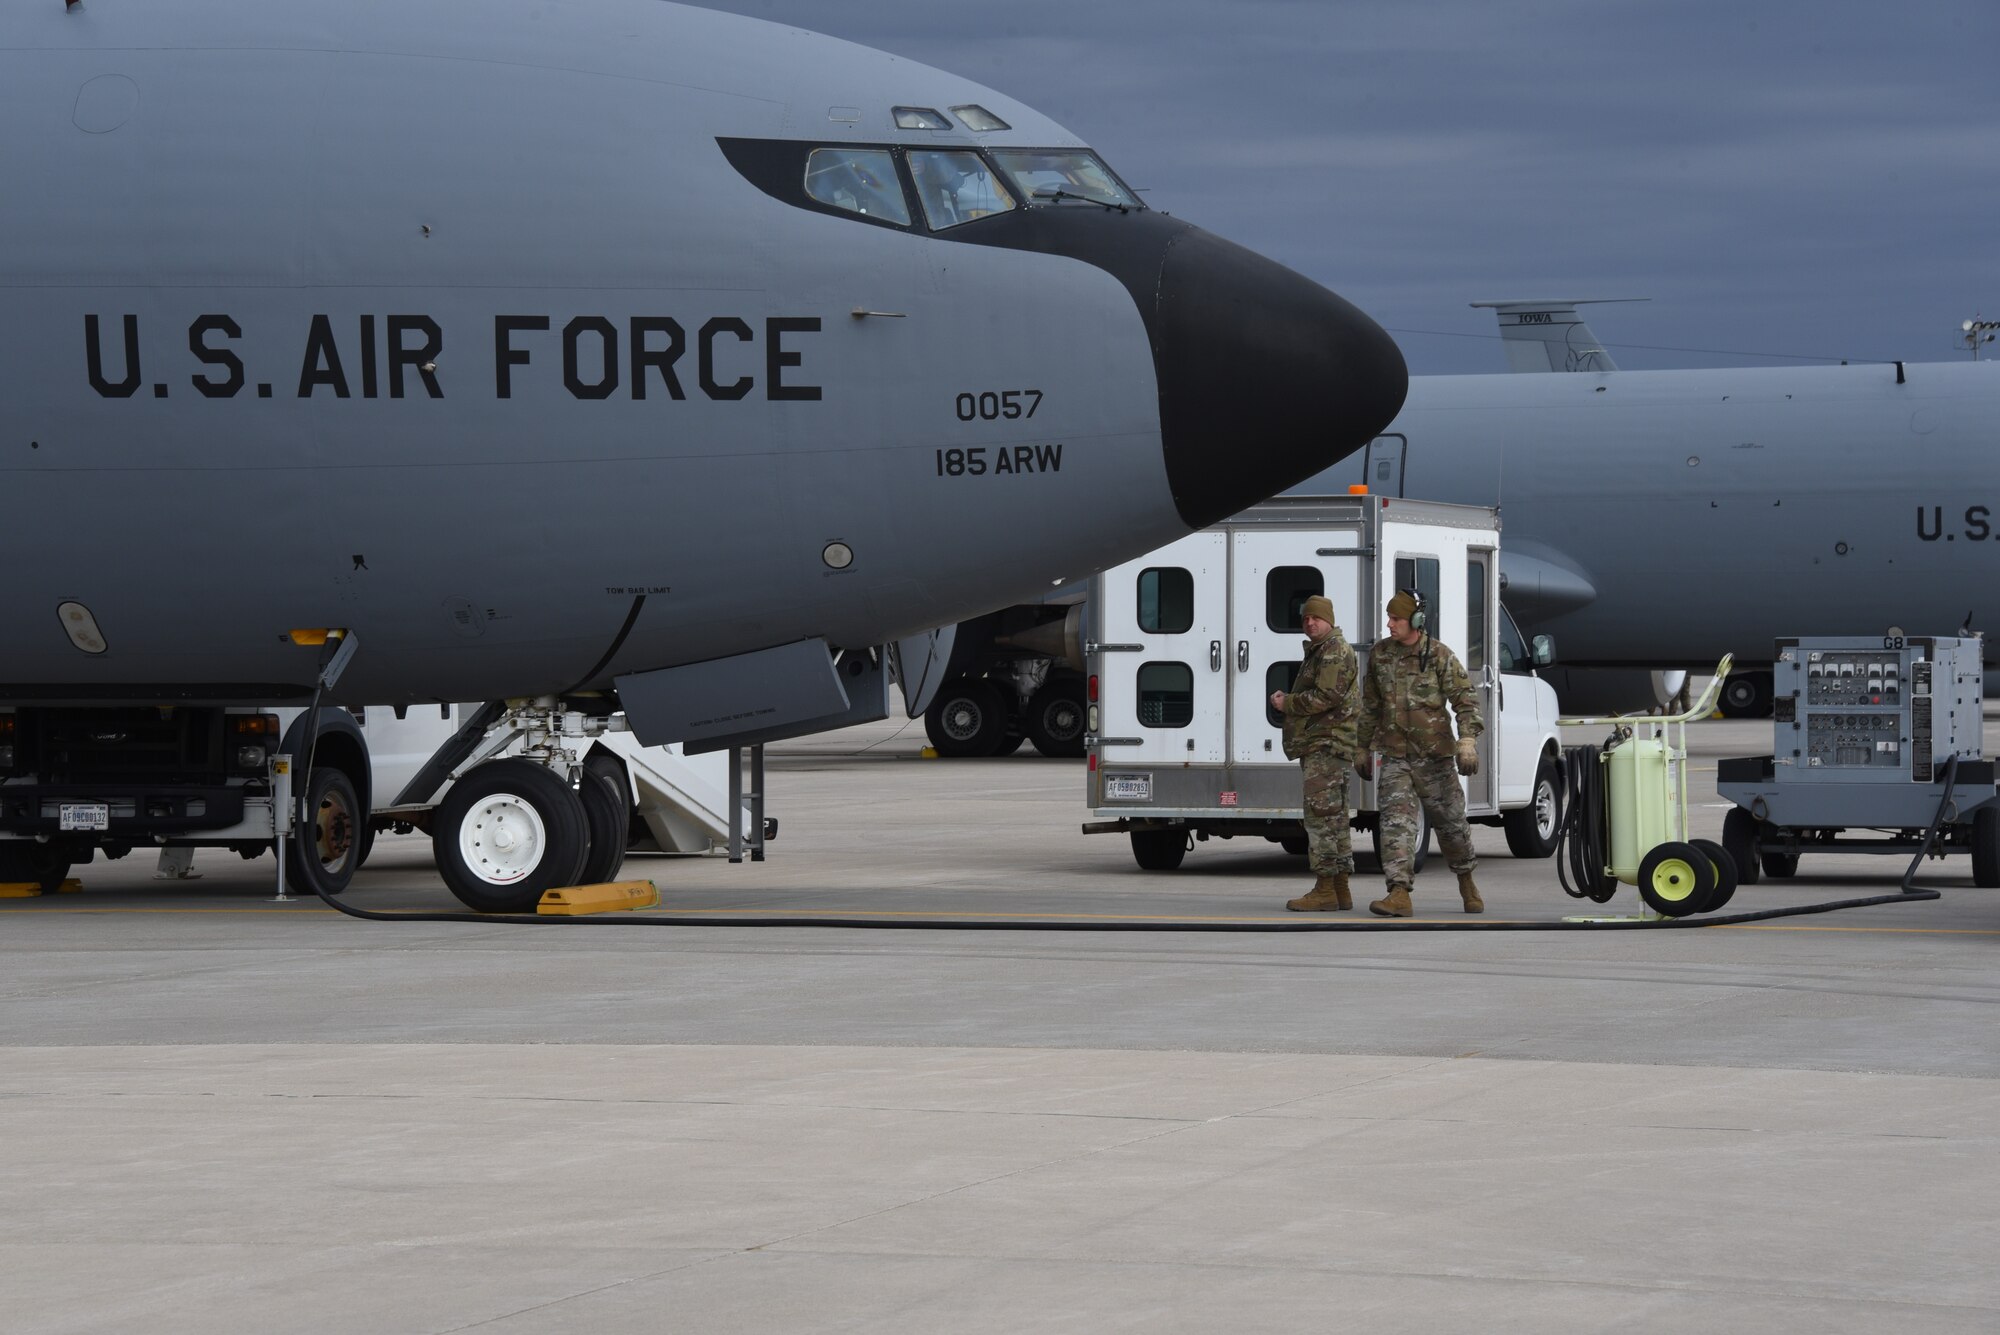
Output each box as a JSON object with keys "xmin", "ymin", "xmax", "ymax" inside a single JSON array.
[
  {"xmin": 0, "ymin": 840, "xmax": 73, "ymax": 892},
  {"xmin": 1370, "ymin": 804, "xmax": 1430, "ymax": 873},
  {"xmin": 285, "ymin": 765, "xmax": 361, "ymax": 897},
  {"xmin": 434, "ymin": 758, "xmax": 588, "ymax": 913},
  {"xmin": 924, "ymin": 678, "xmax": 1006, "ymax": 757},
  {"xmin": 1689, "ymin": 837, "xmax": 1738, "ymax": 911},
  {"xmin": 1025, "ymin": 679, "xmax": 1087, "ymax": 758},
  {"xmin": 575, "ymin": 765, "xmax": 630, "ymax": 887},
  {"xmin": 1759, "ymin": 846, "xmax": 1800, "ymax": 879},
  {"xmin": 1130, "ymin": 828, "xmax": 1187, "ymax": 871},
  {"xmin": 1971, "ymin": 806, "xmax": 2000, "ymax": 889},
  {"xmin": 1502, "ymin": 753, "xmax": 1563, "ymax": 858},
  {"xmin": 992, "ymin": 731, "xmax": 1027, "ymax": 757},
  {"xmin": 1718, "ymin": 671, "xmax": 1773, "ymax": 719},
  {"xmin": 1637, "ymin": 840, "xmax": 1717, "ymax": 917},
  {"xmin": 1721, "ymin": 807, "xmax": 1761, "ymax": 886}
]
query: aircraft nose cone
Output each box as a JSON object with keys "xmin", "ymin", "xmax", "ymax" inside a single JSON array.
[{"xmin": 1153, "ymin": 227, "xmax": 1408, "ymax": 528}]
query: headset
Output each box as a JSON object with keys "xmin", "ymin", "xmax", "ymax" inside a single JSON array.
[{"xmin": 1397, "ymin": 588, "xmax": 1426, "ymax": 632}]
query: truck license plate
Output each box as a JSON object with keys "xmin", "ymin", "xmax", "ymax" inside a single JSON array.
[
  {"xmin": 1103, "ymin": 774, "xmax": 1152, "ymax": 801},
  {"xmin": 60, "ymin": 802, "xmax": 110, "ymax": 832}
]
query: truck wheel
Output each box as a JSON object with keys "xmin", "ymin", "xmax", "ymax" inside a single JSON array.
[
  {"xmin": 285, "ymin": 765, "xmax": 360, "ymax": 897},
  {"xmin": 1972, "ymin": 807, "xmax": 2000, "ymax": 888},
  {"xmin": 1689, "ymin": 838, "xmax": 1738, "ymax": 911},
  {"xmin": 575, "ymin": 765, "xmax": 630, "ymax": 887},
  {"xmin": 1638, "ymin": 841, "xmax": 1716, "ymax": 917},
  {"xmin": 1279, "ymin": 834, "xmax": 1309, "ymax": 856},
  {"xmin": 434, "ymin": 758, "xmax": 588, "ymax": 913},
  {"xmin": 1370, "ymin": 806, "xmax": 1429, "ymax": 873},
  {"xmin": 1502, "ymin": 754, "xmax": 1563, "ymax": 859},
  {"xmin": 1130, "ymin": 828, "xmax": 1187, "ymax": 871},
  {"xmin": 924, "ymin": 678, "xmax": 1005, "ymax": 757},
  {"xmin": 1718, "ymin": 671, "xmax": 1773, "ymax": 719},
  {"xmin": 0, "ymin": 841, "xmax": 73, "ymax": 892},
  {"xmin": 1026, "ymin": 680, "xmax": 1087, "ymax": 759},
  {"xmin": 1721, "ymin": 807, "xmax": 1760, "ymax": 886}
]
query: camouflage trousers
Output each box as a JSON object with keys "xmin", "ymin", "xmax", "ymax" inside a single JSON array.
[
  {"xmin": 1299, "ymin": 748, "xmax": 1354, "ymax": 875},
  {"xmin": 1377, "ymin": 754, "xmax": 1476, "ymax": 887}
]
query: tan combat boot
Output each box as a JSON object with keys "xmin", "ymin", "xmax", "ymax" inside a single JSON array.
[
  {"xmin": 1368, "ymin": 884, "xmax": 1413, "ymax": 918},
  {"xmin": 1286, "ymin": 872, "xmax": 1348, "ymax": 912},
  {"xmin": 1457, "ymin": 871, "xmax": 1484, "ymax": 914}
]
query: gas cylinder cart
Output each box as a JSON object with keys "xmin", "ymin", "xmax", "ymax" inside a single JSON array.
[
  {"xmin": 1715, "ymin": 635, "xmax": 1998, "ymax": 887},
  {"xmin": 1553, "ymin": 656, "xmax": 1740, "ymax": 919}
]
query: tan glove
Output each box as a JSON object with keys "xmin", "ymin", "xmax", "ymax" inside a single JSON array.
[
  {"xmin": 1354, "ymin": 754, "xmax": 1374, "ymax": 782},
  {"xmin": 1455, "ymin": 737, "xmax": 1479, "ymax": 776}
]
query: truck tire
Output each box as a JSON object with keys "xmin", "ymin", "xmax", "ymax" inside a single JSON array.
[
  {"xmin": 1130, "ymin": 828, "xmax": 1187, "ymax": 871},
  {"xmin": 1759, "ymin": 847, "xmax": 1799, "ymax": 879},
  {"xmin": 1369, "ymin": 806, "xmax": 1429, "ymax": 873},
  {"xmin": 1502, "ymin": 753, "xmax": 1563, "ymax": 858},
  {"xmin": 285, "ymin": 765, "xmax": 361, "ymax": 897},
  {"xmin": 1721, "ymin": 807, "xmax": 1760, "ymax": 886},
  {"xmin": 1972, "ymin": 806, "xmax": 2000, "ymax": 889},
  {"xmin": 924, "ymin": 678, "xmax": 1006, "ymax": 757},
  {"xmin": 0, "ymin": 841, "xmax": 73, "ymax": 892},
  {"xmin": 575, "ymin": 765, "xmax": 630, "ymax": 887},
  {"xmin": 1026, "ymin": 679, "xmax": 1087, "ymax": 759},
  {"xmin": 434, "ymin": 758, "xmax": 588, "ymax": 913}
]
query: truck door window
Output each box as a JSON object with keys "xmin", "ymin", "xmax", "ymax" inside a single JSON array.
[
  {"xmin": 1392, "ymin": 557, "xmax": 1440, "ymax": 633},
  {"xmin": 1137, "ymin": 567, "xmax": 1193, "ymax": 634},
  {"xmin": 1498, "ymin": 604, "xmax": 1530, "ymax": 673},
  {"xmin": 1136, "ymin": 662, "xmax": 1194, "ymax": 727},
  {"xmin": 1267, "ymin": 661, "xmax": 1299, "ymax": 728},
  {"xmin": 1266, "ymin": 566, "xmax": 1323, "ymax": 632},
  {"xmin": 1465, "ymin": 558, "xmax": 1486, "ymax": 673}
]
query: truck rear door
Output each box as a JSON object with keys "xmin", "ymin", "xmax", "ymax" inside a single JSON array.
[
  {"xmin": 1228, "ymin": 529, "xmax": 1365, "ymax": 770},
  {"xmin": 1094, "ymin": 531, "xmax": 1228, "ymax": 766}
]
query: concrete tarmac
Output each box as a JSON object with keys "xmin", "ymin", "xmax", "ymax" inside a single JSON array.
[{"xmin": 4, "ymin": 718, "xmax": 1996, "ymax": 1332}]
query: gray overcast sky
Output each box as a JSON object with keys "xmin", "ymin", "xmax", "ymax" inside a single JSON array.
[{"xmin": 690, "ymin": 0, "xmax": 1997, "ymax": 374}]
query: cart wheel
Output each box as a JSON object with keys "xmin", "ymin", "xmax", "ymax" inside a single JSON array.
[
  {"xmin": 1637, "ymin": 841, "xmax": 1716, "ymax": 917},
  {"xmin": 1972, "ymin": 807, "xmax": 2000, "ymax": 889},
  {"xmin": 1689, "ymin": 837, "xmax": 1738, "ymax": 911},
  {"xmin": 1759, "ymin": 848, "xmax": 1799, "ymax": 879},
  {"xmin": 1721, "ymin": 808, "xmax": 1760, "ymax": 887}
]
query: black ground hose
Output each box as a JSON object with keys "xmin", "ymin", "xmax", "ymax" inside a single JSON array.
[
  {"xmin": 1899, "ymin": 754, "xmax": 1960, "ymax": 895},
  {"xmin": 1555, "ymin": 742, "xmax": 1618, "ymax": 903},
  {"xmin": 300, "ymin": 869, "xmax": 1938, "ymax": 932}
]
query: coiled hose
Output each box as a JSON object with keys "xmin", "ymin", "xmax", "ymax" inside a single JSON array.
[{"xmin": 1555, "ymin": 742, "xmax": 1619, "ymax": 903}]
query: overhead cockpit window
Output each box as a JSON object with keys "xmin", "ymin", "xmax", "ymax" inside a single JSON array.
[
  {"xmin": 804, "ymin": 147, "xmax": 911, "ymax": 225},
  {"xmin": 907, "ymin": 150, "xmax": 1016, "ymax": 230},
  {"xmin": 950, "ymin": 104, "xmax": 1011, "ymax": 132},
  {"xmin": 990, "ymin": 149, "xmax": 1141, "ymax": 211},
  {"xmin": 893, "ymin": 106, "xmax": 953, "ymax": 130}
]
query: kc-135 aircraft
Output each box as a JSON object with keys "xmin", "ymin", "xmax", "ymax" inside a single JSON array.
[{"xmin": 0, "ymin": 0, "xmax": 1406, "ymax": 908}]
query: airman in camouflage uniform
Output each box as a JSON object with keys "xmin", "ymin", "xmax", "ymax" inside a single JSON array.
[
  {"xmin": 1355, "ymin": 589, "xmax": 1485, "ymax": 916},
  {"xmin": 1271, "ymin": 594, "xmax": 1359, "ymax": 911}
]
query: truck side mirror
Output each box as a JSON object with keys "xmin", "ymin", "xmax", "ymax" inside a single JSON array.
[{"xmin": 1531, "ymin": 634, "xmax": 1556, "ymax": 667}]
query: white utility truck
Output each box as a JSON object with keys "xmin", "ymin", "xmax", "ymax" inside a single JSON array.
[{"xmin": 1082, "ymin": 495, "xmax": 1564, "ymax": 870}]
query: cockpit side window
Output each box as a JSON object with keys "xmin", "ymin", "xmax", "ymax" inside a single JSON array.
[
  {"xmin": 804, "ymin": 147, "xmax": 911, "ymax": 226},
  {"xmin": 989, "ymin": 149, "xmax": 1141, "ymax": 210},
  {"xmin": 907, "ymin": 150, "xmax": 1016, "ymax": 230}
]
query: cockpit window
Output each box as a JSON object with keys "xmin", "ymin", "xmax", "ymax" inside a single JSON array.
[
  {"xmin": 893, "ymin": 106, "xmax": 952, "ymax": 130},
  {"xmin": 804, "ymin": 147, "xmax": 910, "ymax": 226},
  {"xmin": 907, "ymin": 150, "xmax": 1016, "ymax": 230},
  {"xmin": 990, "ymin": 149, "xmax": 1141, "ymax": 211},
  {"xmin": 950, "ymin": 104, "xmax": 1011, "ymax": 132}
]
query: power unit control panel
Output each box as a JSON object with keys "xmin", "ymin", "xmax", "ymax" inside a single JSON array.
[{"xmin": 1773, "ymin": 636, "xmax": 1982, "ymax": 784}]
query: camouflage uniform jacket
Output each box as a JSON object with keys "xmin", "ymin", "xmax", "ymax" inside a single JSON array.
[
  {"xmin": 1357, "ymin": 634, "xmax": 1483, "ymax": 759},
  {"xmin": 1280, "ymin": 628, "xmax": 1360, "ymax": 760}
]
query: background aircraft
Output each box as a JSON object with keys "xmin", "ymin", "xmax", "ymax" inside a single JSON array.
[{"xmin": 0, "ymin": 0, "xmax": 1406, "ymax": 907}]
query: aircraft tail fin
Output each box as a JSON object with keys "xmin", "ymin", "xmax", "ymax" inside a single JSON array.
[{"xmin": 1469, "ymin": 298, "xmax": 1647, "ymax": 373}]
